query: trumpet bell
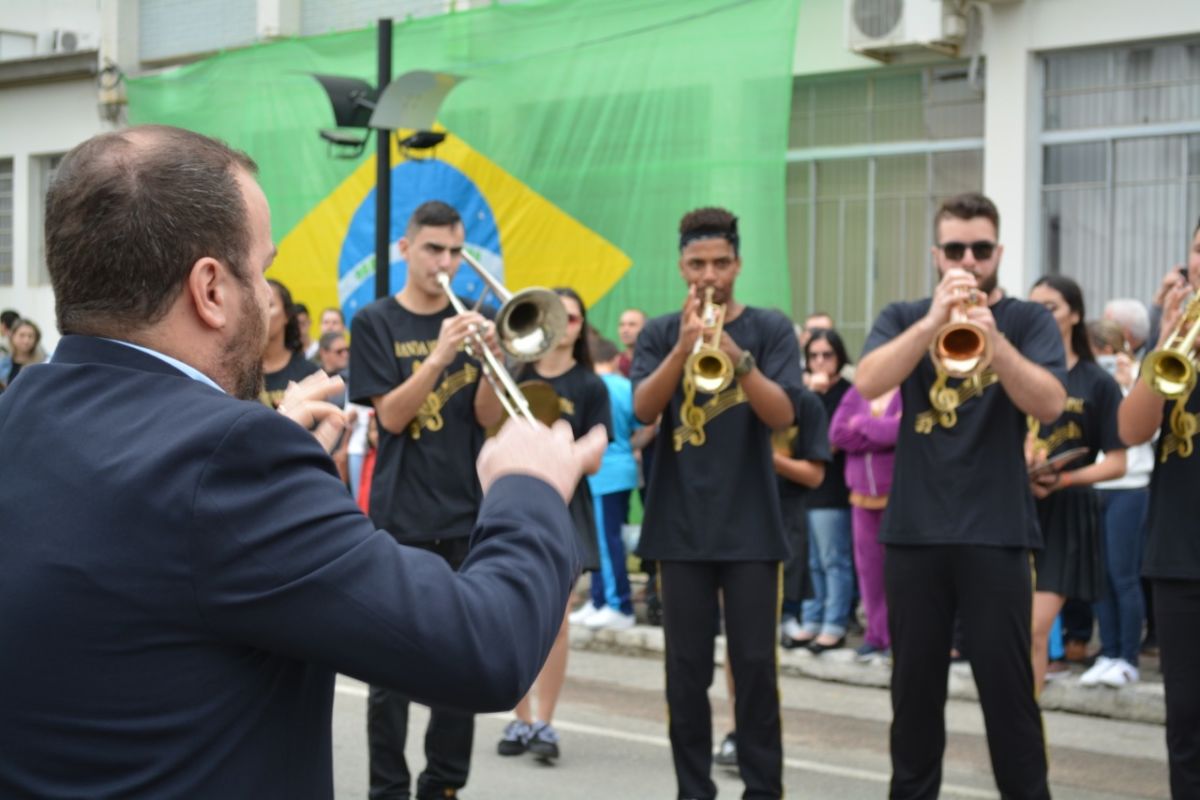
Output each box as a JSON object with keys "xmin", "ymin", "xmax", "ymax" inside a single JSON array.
[
  {"xmin": 1143, "ymin": 296, "xmax": 1200, "ymax": 399},
  {"xmin": 686, "ymin": 348, "xmax": 734, "ymax": 394},
  {"xmin": 931, "ymin": 321, "xmax": 993, "ymax": 378},
  {"xmin": 1143, "ymin": 349, "xmax": 1197, "ymax": 399},
  {"xmin": 496, "ymin": 288, "xmax": 568, "ymax": 362}
]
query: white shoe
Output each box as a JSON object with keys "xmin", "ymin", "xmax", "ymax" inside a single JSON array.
[
  {"xmin": 584, "ymin": 605, "xmax": 636, "ymax": 631},
  {"xmin": 1098, "ymin": 659, "xmax": 1139, "ymax": 688},
  {"xmin": 781, "ymin": 616, "xmax": 804, "ymax": 641},
  {"xmin": 1079, "ymin": 656, "xmax": 1114, "ymax": 687},
  {"xmin": 568, "ymin": 602, "xmax": 601, "ymax": 625}
]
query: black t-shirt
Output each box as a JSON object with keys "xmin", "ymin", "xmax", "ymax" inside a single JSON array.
[
  {"xmin": 631, "ymin": 305, "xmax": 804, "ymax": 561},
  {"xmin": 805, "ymin": 378, "xmax": 851, "ymax": 509},
  {"xmin": 348, "ymin": 296, "xmax": 487, "ymax": 542},
  {"xmin": 776, "ymin": 385, "xmax": 833, "ymax": 501},
  {"xmin": 861, "ymin": 297, "xmax": 1067, "ymax": 548},
  {"xmin": 1030, "ymin": 360, "xmax": 1122, "ymax": 469},
  {"xmin": 259, "ymin": 350, "xmax": 321, "ymax": 409},
  {"xmin": 1143, "ymin": 388, "xmax": 1200, "ymax": 580},
  {"xmin": 516, "ymin": 361, "xmax": 612, "ymax": 566}
]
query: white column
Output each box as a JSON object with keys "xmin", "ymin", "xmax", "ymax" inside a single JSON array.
[
  {"xmin": 980, "ymin": 2, "xmax": 1040, "ymax": 296},
  {"xmin": 257, "ymin": 0, "xmax": 300, "ymax": 40}
]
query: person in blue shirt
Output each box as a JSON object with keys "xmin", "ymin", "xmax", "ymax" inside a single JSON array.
[{"xmin": 571, "ymin": 338, "xmax": 653, "ymax": 630}]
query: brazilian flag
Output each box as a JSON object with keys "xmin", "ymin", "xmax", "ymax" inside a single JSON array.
[{"xmin": 127, "ymin": 0, "xmax": 801, "ymax": 335}]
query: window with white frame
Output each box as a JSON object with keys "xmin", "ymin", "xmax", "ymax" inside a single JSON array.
[
  {"xmin": 1041, "ymin": 40, "xmax": 1200, "ymax": 318},
  {"xmin": 787, "ymin": 65, "xmax": 984, "ymax": 354},
  {"xmin": 0, "ymin": 158, "xmax": 12, "ymax": 287},
  {"xmin": 29, "ymin": 154, "xmax": 65, "ymax": 287}
]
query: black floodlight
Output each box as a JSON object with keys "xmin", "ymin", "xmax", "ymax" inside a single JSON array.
[
  {"xmin": 318, "ymin": 128, "xmax": 369, "ymax": 158},
  {"xmin": 399, "ymin": 130, "xmax": 446, "ymax": 150},
  {"xmin": 312, "ymin": 74, "xmax": 380, "ymax": 157},
  {"xmin": 312, "ymin": 74, "xmax": 378, "ymax": 127}
]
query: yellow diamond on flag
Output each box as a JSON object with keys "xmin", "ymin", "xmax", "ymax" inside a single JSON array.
[{"xmin": 270, "ymin": 127, "xmax": 631, "ymax": 322}]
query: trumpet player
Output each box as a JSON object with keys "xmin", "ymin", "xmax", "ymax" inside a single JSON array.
[
  {"xmin": 349, "ymin": 200, "xmax": 503, "ymax": 800},
  {"xmin": 631, "ymin": 207, "xmax": 803, "ymax": 800},
  {"xmin": 855, "ymin": 192, "xmax": 1066, "ymax": 800},
  {"xmin": 1118, "ymin": 219, "xmax": 1200, "ymax": 799}
]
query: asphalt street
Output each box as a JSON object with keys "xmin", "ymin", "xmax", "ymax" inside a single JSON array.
[{"xmin": 331, "ymin": 648, "xmax": 1168, "ymax": 799}]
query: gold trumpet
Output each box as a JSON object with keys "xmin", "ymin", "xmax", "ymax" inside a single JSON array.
[
  {"xmin": 1143, "ymin": 293, "xmax": 1200, "ymax": 399},
  {"xmin": 929, "ymin": 288, "xmax": 993, "ymax": 378},
  {"xmin": 684, "ymin": 286, "xmax": 734, "ymax": 395}
]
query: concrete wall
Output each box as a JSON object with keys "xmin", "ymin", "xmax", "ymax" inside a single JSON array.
[{"xmin": 0, "ymin": 77, "xmax": 112, "ymax": 346}]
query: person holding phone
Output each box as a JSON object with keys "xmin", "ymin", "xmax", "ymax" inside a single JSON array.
[{"xmin": 1025, "ymin": 276, "xmax": 1126, "ymax": 693}]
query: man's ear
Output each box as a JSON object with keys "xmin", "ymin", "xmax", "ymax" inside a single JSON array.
[{"xmin": 186, "ymin": 257, "xmax": 233, "ymax": 331}]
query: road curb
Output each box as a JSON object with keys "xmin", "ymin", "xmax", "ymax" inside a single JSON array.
[{"xmin": 569, "ymin": 623, "xmax": 1165, "ymax": 725}]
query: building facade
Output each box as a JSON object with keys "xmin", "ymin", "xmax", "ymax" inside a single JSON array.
[{"xmin": 1, "ymin": 0, "xmax": 1197, "ymax": 354}]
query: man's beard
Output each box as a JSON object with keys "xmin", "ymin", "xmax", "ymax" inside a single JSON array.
[{"xmin": 222, "ymin": 286, "xmax": 267, "ymax": 401}]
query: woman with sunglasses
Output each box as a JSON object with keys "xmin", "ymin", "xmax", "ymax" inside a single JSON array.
[
  {"xmin": 1026, "ymin": 274, "xmax": 1126, "ymax": 693},
  {"xmin": 498, "ymin": 287, "xmax": 611, "ymax": 764},
  {"xmin": 788, "ymin": 328, "xmax": 854, "ymax": 653}
]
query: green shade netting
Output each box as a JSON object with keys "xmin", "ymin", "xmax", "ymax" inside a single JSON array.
[{"xmin": 127, "ymin": 0, "xmax": 801, "ymax": 334}]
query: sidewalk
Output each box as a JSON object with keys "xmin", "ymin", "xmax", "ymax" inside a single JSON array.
[{"xmin": 568, "ymin": 621, "xmax": 1166, "ymax": 726}]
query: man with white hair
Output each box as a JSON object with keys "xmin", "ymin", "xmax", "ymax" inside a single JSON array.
[{"xmin": 1103, "ymin": 298, "xmax": 1151, "ymax": 356}]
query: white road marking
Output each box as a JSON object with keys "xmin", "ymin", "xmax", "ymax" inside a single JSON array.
[{"xmin": 333, "ymin": 682, "xmax": 997, "ymax": 798}]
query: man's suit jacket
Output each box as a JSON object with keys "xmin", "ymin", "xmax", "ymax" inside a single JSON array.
[{"xmin": 0, "ymin": 336, "xmax": 575, "ymax": 798}]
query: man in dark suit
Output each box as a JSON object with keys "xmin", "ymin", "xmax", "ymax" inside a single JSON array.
[{"xmin": 0, "ymin": 124, "xmax": 606, "ymax": 798}]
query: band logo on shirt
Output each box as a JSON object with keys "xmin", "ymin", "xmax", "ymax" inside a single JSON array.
[
  {"xmin": 393, "ymin": 339, "xmax": 471, "ymax": 358},
  {"xmin": 915, "ymin": 369, "xmax": 1000, "ymax": 434},
  {"xmin": 1027, "ymin": 417, "xmax": 1083, "ymax": 457},
  {"xmin": 558, "ymin": 396, "xmax": 576, "ymax": 417},
  {"xmin": 1161, "ymin": 400, "xmax": 1198, "ymax": 462},
  {"xmin": 408, "ymin": 361, "xmax": 480, "ymax": 439},
  {"xmin": 673, "ymin": 384, "xmax": 747, "ymax": 451}
]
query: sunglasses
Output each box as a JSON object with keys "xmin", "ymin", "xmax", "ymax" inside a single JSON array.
[{"xmin": 938, "ymin": 241, "xmax": 996, "ymax": 261}]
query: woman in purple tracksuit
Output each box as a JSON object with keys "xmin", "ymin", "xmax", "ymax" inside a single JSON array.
[{"xmin": 829, "ymin": 385, "xmax": 901, "ymax": 661}]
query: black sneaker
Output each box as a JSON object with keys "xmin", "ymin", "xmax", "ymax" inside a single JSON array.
[
  {"xmin": 497, "ymin": 719, "xmax": 531, "ymax": 756},
  {"xmin": 527, "ymin": 720, "xmax": 560, "ymax": 762},
  {"xmin": 714, "ymin": 731, "xmax": 737, "ymax": 767}
]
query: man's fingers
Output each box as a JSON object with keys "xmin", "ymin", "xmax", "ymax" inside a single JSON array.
[
  {"xmin": 280, "ymin": 372, "xmax": 345, "ymax": 410},
  {"xmin": 312, "ymin": 415, "xmax": 346, "ymax": 453},
  {"xmin": 551, "ymin": 418, "xmax": 575, "ymax": 447},
  {"xmin": 574, "ymin": 424, "xmax": 609, "ymax": 475}
]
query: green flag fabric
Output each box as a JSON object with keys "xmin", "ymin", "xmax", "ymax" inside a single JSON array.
[{"xmin": 127, "ymin": 0, "xmax": 801, "ymax": 335}]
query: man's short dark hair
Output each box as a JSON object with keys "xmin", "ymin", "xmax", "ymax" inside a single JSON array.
[
  {"xmin": 0, "ymin": 310, "xmax": 20, "ymax": 331},
  {"xmin": 591, "ymin": 337, "xmax": 619, "ymax": 364},
  {"xmin": 293, "ymin": 302, "xmax": 310, "ymax": 318},
  {"xmin": 934, "ymin": 192, "xmax": 1000, "ymax": 240},
  {"xmin": 679, "ymin": 207, "xmax": 740, "ymax": 254},
  {"xmin": 406, "ymin": 200, "xmax": 462, "ymax": 238},
  {"xmin": 321, "ymin": 306, "xmax": 345, "ymax": 322},
  {"xmin": 319, "ymin": 331, "xmax": 346, "ymax": 351},
  {"xmin": 45, "ymin": 125, "xmax": 258, "ymax": 338}
]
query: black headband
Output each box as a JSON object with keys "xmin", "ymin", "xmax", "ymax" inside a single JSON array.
[{"xmin": 679, "ymin": 227, "xmax": 739, "ymax": 253}]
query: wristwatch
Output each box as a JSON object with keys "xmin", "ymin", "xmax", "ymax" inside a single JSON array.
[{"xmin": 734, "ymin": 350, "xmax": 756, "ymax": 378}]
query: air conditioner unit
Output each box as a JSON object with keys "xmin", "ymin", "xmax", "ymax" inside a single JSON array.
[
  {"xmin": 845, "ymin": 0, "xmax": 964, "ymax": 61},
  {"xmin": 52, "ymin": 29, "xmax": 80, "ymax": 53}
]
